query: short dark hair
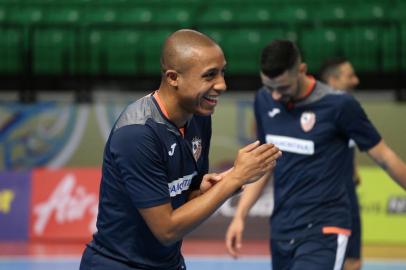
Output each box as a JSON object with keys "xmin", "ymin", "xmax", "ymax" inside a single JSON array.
[
  {"xmin": 319, "ymin": 57, "xmax": 349, "ymax": 83},
  {"xmin": 261, "ymin": 40, "xmax": 301, "ymax": 78}
]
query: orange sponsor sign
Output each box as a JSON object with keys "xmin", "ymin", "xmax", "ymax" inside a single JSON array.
[{"xmin": 30, "ymin": 168, "xmax": 101, "ymax": 241}]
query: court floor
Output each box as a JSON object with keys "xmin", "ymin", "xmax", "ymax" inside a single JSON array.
[
  {"xmin": 1, "ymin": 257, "xmax": 406, "ymax": 270},
  {"xmin": 1, "ymin": 240, "xmax": 405, "ymax": 270}
]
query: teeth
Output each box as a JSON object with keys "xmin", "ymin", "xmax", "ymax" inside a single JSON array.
[{"xmin": 204, "ymin": 95, "xmax": 218, "ymax": 101}]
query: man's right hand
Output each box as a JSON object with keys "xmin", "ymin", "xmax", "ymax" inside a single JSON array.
[
  {"xmin": 231, "ymin": 141, "xmax": 281, "ymax": 186},
  {"xmin": 225, "ymin": 217, "xmax": 245, "ymax": 258}
]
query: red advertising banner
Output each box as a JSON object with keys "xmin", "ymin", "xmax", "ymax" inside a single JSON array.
[{"xmin": 30, "ymin": 168, "xmax": 101, "ymax": 241}]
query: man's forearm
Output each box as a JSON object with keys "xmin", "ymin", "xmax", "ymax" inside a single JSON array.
[
  {"xmin": 380, "ymin": 151, "xmax": 406, "ymax": 189},
  {"xmin": 233, "ymin": 172, "xmax": 271, "ymax": 220},
  {"xmin": 369, "ymin": 140, "xmax": 406, "ymax": 190},
  {"xmin": 165, "ymin": 173, "xmax": 243, "ymax": 244}
]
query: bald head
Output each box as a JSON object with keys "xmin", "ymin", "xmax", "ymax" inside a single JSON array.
[{"xmin": 160, "ymin": 29, "xmax": 220, "ymax": 74}]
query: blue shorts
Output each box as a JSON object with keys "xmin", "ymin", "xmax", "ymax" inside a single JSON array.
[
  {"xmin": 345, "ymin": 196, "xmax": 361, "ymax": 259},
  {"xmin": 80, "ymin": 246, "xmax": 186, "ymax": 270},
  {"xmin": 271, "ymin": 233, "xmax": 349, "ymax": 270}
]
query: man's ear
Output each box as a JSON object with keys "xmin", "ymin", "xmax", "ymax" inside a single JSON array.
[
  {"xmin": 299, "ymin": 63, "xmax": 307, "ymax": 75},
  {"xmin": 165, "ymin": 70, "xmax": 179, "ymax": 87}
]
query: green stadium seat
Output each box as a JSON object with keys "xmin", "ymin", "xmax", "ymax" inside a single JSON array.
[
  {"xmin": 0, "ymin": 0, "xmax": 402, "ymax": 78},
  {"xmin": 23, "ymin": 0, "xmax": 56, "ymax": 4},
  {"xmin": 381, "ymin": 25, "xmax": 399, "ymax": 72},
  {"xmin": 142, "ymin": 30, "xmax": 172, "ymax": 75},
  {"xmin": 91, "ymin": 0, "xmax": 126, "ymax": 4},
  {"xmin": 32, "ymin": 29, "xmax": 76, "ymax": 74},
  {"xmin": 42, "ymin": 8, "xmax": 80, "ymax": 25},
  {"xmin": 152, "ymin": 7, "xmax": 194, "ymax": 27},
  {"xmin": 300, "ymin": 27, "xmax": 343, "ymax": 73},
  {"xmin": 58, "ymin": 0, "xmax": 92, "ymax": 4},
  {"xmin": 116, "ymin": 8, "xmax": 153, "ymax": 25},
  {"xmin": 218, "ymin": 29, "xmax": 286, "ymax": 74},
  {"xmin": 347, "ymin": 3, "xmax": 389, "ymax": 22},
  {"xmin": 311, "ymin": 3, "xmax": 349, "ymax": 23},
  {"xmin": 341, "ymin": 27, "xmax": 380, "ymax": 72},
  {"xmin": 87, "ymin": 30, "xmax": 142, "ymax": 75},
  {"xmin": 0, "ymin": 28, "xmax": 23, "ymax": 73},
  {"xmin": 0, "ymin": 7, "xmax": 6, "ymax": 23},
  {"xmin": 82, "ymin": 8, "xmax": 117, "ymax": 25},
  {"xmin": 198, "ymin": 6, "xmax": 235, "ymax": 26},
  {"xmin": 164, "ymin": 0, "xmax": 202, "ymax": 5},
  {"xmin": 0, "ymin": 0, "xmax": 22, "ymax": 3},
  {"xmin": 6, "ymin": 6, "xmax": 43, "ymax": 54},
  {"xmin": 200, "ymin": 3, "xmax": 310, "ymax": 26},
  {"xmin": 234, "ymin": 5, "xmax": 280, "ymax": 25},
  {"xmin": 270, "ymin": 4, "xmax": 311, "ymax": 24},
  {"xmin": 125, "ymin": 0, "xmax": 201, "ymax": 7},
  {"xmin": 223, "ymin": 30, "xmax": 262, "ymax": 74},
  {"xmin": 7, "ymin": 7, "xmax": 43, "ymax": 25},
  {"xmin": 401, "ymin": 23, "xmax": 406, "ymax": 70},
  {"xmin": 205, "ymin": 0, "xmax": 276, "ymax": 4},
  {"xmin": 391, "ymin": 1, "xmax": 406, "ymax": 22}
]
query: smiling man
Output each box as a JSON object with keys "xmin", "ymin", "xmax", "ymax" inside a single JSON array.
[
  {"xmin": 225, "ymin": 40, "xmax": 406, "ymax": 270},
  {"xmin": 79, "ymin": 29, "xmax": 282, "ymax": 270}
]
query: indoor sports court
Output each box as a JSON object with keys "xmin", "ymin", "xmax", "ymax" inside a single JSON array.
[{"xmin": 1, "ymin": 240, "xmax": 406, "ymax": 269}]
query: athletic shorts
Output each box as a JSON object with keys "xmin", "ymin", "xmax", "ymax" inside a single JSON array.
[
  {"xmin": 80, "ymin": 246, "xmax": 186, "ymax": 270},
  {"xmin": 271, "ymin": 233, "xmax": 349, "ymax": 270},
  {"xmin": 345, "ymin": 201, "xmax": 361, "ymax": 259}
]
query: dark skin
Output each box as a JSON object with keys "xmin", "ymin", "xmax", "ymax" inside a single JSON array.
[{"xmin": 138, "ymin": 29, "xmax": 282, "ymax": 246}]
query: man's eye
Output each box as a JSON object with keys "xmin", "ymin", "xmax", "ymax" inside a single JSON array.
[{"xmin": 203, "ymin": 72, "xmax": 215, "ymax": 79}]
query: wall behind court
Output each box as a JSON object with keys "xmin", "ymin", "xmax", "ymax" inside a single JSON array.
[{"xmin": 0, "ymin": 92, "xmax": 405, "ymax": 244}]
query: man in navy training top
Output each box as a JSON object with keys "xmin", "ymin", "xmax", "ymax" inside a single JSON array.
[
  {"xmin": 225, "ymin": 40, "xmax": 406, "ymax": 270},
  {"xmin": 320, "ymin": 57, "xmax": 362, "ymax": 270},
  {"xmin": 79, "ymin": 29, "xmax": 282, "ymax": 270}
]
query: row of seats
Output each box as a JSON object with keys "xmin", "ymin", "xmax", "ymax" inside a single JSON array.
[
  {"xmin": 0, "ymin": 0, "xmax": 401, "ymax": 3},
  {"xmin": 0, "ymin": 25, "xmax": 404, "ymax": 76},
  {"xmin": 198, "ymin": 3, "xmax": 406, "ymax": 25},
  {"xmin": 208, "ymin": 25, "xmax": 403, "ymax": 74},
  {"xmin": 0, "ymin": 7, "xmax": 195, "ymax": 26},
  {"xmin": 1, "ymin": 2, "xmax": 406, "ymax": 27}
]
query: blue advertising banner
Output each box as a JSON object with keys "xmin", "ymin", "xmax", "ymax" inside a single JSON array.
[{"xmin": 0, "ymin": 171, "xmax": 31, "ymax": 240}]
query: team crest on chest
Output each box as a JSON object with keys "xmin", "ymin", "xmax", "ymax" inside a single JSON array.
[
  {"xmin": 300, "ymin": 111, "xmax": 316, "ymax": 132},
  {"xmin": 191, "ymin": 137, "xmax": 202, "ymax": 161}
]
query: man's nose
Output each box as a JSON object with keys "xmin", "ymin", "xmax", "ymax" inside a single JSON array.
[{"xmin": 214, "ymin": 76, "xmax": 227, "ymax": 92}]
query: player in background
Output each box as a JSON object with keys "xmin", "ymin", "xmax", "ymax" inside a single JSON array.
[
  {"xmin": 320, "ymin": 57, "xmax": 361, "ymax": 270},
  {"xmin": 225, "ymin": 40, "xmax": 406, "ymax": 270}
]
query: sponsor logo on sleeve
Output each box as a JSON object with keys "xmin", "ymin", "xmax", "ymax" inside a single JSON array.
[{"xmin": 168, "ymin": 172, "xmax": 197, "ymax": 197}]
